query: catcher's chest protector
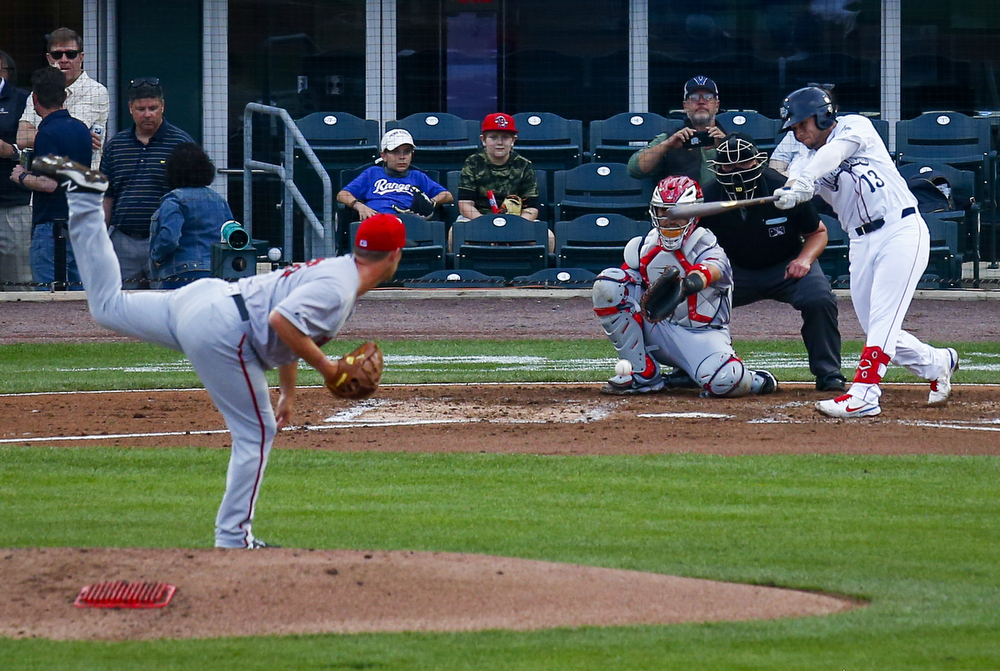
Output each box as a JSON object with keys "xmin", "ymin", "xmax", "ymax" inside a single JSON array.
[{"xmin": 640, "ymin": 230, "xmax": 732, "ymax": 328}]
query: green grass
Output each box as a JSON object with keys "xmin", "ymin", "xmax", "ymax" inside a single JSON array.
[
  {"xmin": 0, "ymin": 339, "xmax": 996, "ymax": 393},
  {"xmin": 1, "ymin": 447, "xmax": 999, "ymax": 669},
  {"xmin": 1, "ymin": 337, "xmax": 998, "ymax": 669}
]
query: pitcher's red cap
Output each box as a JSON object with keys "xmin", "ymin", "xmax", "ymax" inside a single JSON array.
[
  {"xmin": 355, "ymin": 213, "xmax": 406, "ymax": 251},
  {"xmin": 481, "ymin": 112, "xmax": 517, "ymax": 134}
]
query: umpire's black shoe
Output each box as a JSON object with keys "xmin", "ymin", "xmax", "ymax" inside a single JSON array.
[
  {"xmin": 816, "ymin": 373, "xmax": 848, "ymax": 392},
  {"xmin": 31, "ymin": 155, "xmax": 109, "ymax": 194},
  {"xmin": 662, "ymin": 367, "xmax": 699, "ymax": 389}
]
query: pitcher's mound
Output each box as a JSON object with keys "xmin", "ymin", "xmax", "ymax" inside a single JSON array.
[{"xmin": 1, "ymin": 547, "xmax": 858, "ymax": 640}]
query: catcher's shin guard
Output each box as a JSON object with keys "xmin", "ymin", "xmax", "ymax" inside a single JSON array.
[
  {"xmin": 593, "ymin": 269, "xmax": 657, "ymax": 379},
  {"xmin": 696, "ymin": 351, "xmax": 753, "ymax": 397}
]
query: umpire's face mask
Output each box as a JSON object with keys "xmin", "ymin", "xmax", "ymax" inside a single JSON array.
[{"xmin": 715, "ymin": 158, "xmax": 764, "ymax": 201}]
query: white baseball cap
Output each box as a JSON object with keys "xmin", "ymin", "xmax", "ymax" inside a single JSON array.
[{"xmin": 381, "ymin": 128, "xmax": 415, "ymax": 152}]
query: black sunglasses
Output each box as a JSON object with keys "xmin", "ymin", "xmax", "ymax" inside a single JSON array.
[
  {"xmin": 129, "ymin": 77, "xmax": 161, "ymax": 88},
  {"xmin": 49, "ymin": 50, "xmax": 80, "ymax": 60}
]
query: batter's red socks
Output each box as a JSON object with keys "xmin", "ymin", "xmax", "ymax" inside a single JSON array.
[{"xmin": 854, "ymin": 345, "xmax": 887, "ymax": 386}]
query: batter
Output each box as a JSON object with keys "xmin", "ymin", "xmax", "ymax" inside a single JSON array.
[
  {"xmin": 774, "ymin": 86, "xmax": 958, "ymax": 418},
  {"xmin": 592, "ymin": 175, "xmax": 777, "ymax": 398},
  {"xmin": 34, "ymin": 154, "xmax": 404, "ymax": 547}
]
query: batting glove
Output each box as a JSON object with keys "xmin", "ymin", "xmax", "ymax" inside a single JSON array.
[{"xmin": 774, "ymin": 178, "xmax": 814, "ymax": 210}]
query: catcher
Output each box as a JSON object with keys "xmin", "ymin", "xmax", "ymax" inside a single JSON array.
[
  {"xmin": 33, "ymin": 152, "xmax": 402, "ymax": 549},
  {"xmin": 592, "ymin": 175, "xmax": 778, "ymax": 397}
]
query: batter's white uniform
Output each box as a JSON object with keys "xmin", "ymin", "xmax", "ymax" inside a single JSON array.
[
  {"xmin": 795, "ymin": 114, "xmax": 953, "ymax": 404},
  {"xmin": 65, "ymin": 189, "xmax": 360, "ymax": 547},
  {"xmin": 593, "ymin": 226, "xmax": 763, "ymax": 396}
]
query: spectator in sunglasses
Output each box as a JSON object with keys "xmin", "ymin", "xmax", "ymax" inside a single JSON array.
[
  {"xmin": 628, "ymin": 75, "xmax": 727, "ymax": 189},
  {"xmin": 17, "ymin": 27, "xmax": 109, "ymax": 169},
  {"xmin": 100, "ymin": 77, "xmax": 194, "ymax": 289}
]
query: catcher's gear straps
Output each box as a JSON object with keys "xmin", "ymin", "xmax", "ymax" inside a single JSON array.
[{"xmin": 593, "ymin": 268, "xmax": 656, "ymax": 378}]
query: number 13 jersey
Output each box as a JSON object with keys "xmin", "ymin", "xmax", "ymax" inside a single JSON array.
[{"xmin": 809, "ymin": 114, "xmax": 918, "ymax": 233}]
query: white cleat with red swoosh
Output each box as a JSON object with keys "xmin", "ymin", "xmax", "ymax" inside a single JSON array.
[{"xmin": 816, "ymin": 394, "xmax": 881, "ymax": 418}]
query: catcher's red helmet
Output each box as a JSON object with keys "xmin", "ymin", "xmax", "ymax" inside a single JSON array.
[{"xmin": 650, "ymin": 176, "xmax": 703, "ymax": 250}]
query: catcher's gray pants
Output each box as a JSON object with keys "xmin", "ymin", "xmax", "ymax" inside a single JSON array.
[
  {"xmin": 67, "ymin": 191, "xmax": 276, "ymax": 548},
  {"xmin": 731, "ymin": 259, "xmax": 842, "ymax": 381},
  {"xmin": 644, "ymin": 320, "xmax": 739, "ymax": 381}
]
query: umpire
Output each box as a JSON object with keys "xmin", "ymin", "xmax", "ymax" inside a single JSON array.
[{"xmin": 699, "ymin": 133, "xmax": 846, "ymax": 392}]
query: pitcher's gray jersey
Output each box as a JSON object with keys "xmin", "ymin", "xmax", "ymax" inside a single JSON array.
[{"xmin": 238, "ymin": 256, "xmax": 360, "ymax": 369}]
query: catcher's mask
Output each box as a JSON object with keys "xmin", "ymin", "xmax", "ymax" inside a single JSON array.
[
  {"xmin": 650, "ymin": 175, "xmax": 703, "ymax": 250},
  {"xmin": 709, "ymin": 133, "xmax": 768, "ymax": 200}
]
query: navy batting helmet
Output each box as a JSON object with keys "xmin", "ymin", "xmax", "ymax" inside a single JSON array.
[{"xmin": 779, "ymin": 87, "xmax": 837, "ymax": 131}]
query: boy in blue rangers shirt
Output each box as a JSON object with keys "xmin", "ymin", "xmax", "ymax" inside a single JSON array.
[{"xmin": 337, "ymin": 129, "xmax": 452, "ymax": 220}]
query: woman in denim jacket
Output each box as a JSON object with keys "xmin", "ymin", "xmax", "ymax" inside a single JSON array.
[{"xmin": 149, "ymin": 143, "xmax": 232, "ymax": 289}]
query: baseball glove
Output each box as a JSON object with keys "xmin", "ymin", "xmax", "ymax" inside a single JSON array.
[
  {"xmin": 392, "ymin": 187, "xmax": 436, "ymax": 218},
  {"xmin": 498, "ymin": 194, "xmax": 523, "ymax": 216},
  {"xmin": 326, "ymin": 341, "xmax": 383, "ymax": 400},
  {"xmin": 640, "ymin": 266, "xmax": 682, "ymax": 323},
  {"xmin": 641, "ymin": 268, "xmax": 709, "ymax": 323}
]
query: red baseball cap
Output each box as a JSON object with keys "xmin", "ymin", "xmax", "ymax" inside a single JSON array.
[
  {"xmin": 355, "ymin": 213, "xmax": 406, "ymax": 252},
  {"xmin": 481, "ymin": 112, "xmax": 517, "ymax": 134}
]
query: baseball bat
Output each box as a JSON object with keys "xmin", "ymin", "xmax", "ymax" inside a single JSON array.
[{"xmin": 665, "ymin": 194, "xmax": 780, "ymax": 221}]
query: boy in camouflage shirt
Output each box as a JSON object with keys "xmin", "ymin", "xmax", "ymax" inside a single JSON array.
[{"xmin": 457, "ymin": 113, "xmax": 540, "ymax": 221}]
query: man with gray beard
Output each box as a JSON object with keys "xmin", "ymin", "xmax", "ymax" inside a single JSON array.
[{"xmin": 628, "ymin": 76, "xmax": 728, "ymax": 189}]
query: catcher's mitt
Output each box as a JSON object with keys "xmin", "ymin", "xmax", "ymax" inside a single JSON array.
[
  {"xmin": 326, "ymin": 341, "xmax": 383, "ymax": 400},
  {"xmin": 498, "ymin": 194, "xmax": 523, "ymax": 216},
  {"xmin": 640, "ymin": 266, "xmax": 682, "ymax": 323},
  {"xmin": 640, "ymin": 268, "xmax": 708, "ymax": 324},
  {"xmin": 392, "ymin": 187, "xmax": 436, "ymax": 218}
]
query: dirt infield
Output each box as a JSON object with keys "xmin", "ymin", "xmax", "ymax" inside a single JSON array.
[{"xmin": 1, "ymin": 294, "xmax": 996, "ymax": 640}]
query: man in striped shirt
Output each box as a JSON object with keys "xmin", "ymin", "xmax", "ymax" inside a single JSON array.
[{"xmin": 101, "ymin": 78, "xmax": 193, "ymax": 289}]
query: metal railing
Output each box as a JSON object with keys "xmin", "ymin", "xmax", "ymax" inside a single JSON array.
[{"xmin": 243, "ymin": 102, "xmax": 334, "ymax": 260}]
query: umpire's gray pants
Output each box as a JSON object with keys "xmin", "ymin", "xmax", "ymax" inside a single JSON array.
[
  {"xmin": 67, "ymin": 191, "xmax": 276, "ymax": 548},
  {"xmin": 732, "ymin": 260, "xmax": 842, "ymax": 380}
]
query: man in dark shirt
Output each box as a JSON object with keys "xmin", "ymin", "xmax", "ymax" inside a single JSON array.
[
  {"xmin": 9, "ymin": 67, "xmax": 91, "ymax": 290},
  {"xmin": 0, "ymin": 50, "xmax": 32, "ymax": 290},
  {"xmin": 699, "ymin": 134, "xmax": 846, "ymax": 391},
  {"xmin": 101, "ymin": 78, "xmax": 193, "ymax": 288},
  {"xmin": 628, "ymin": 76, "xmax": 727, "ymax": 189}
]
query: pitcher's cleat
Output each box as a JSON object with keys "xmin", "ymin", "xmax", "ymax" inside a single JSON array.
[
  {"xmin": 247, "ymin": 539, "xmax": 280, "ymax": 549},
  {"xmin": 816, "ymin": 394, "xmax": 881, "ymax": 418},
  {"xmin": 928, "ymin": 348, "xmax": 959, "ymax": 406},
  {"xmin": 31, "ymin": 155, "xmax": 109, "ymax": 193}
]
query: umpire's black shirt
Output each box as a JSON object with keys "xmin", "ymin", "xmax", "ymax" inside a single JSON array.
[{"xmin": 699, "ymin": 169, "xmax": 822, "ymax": 270}]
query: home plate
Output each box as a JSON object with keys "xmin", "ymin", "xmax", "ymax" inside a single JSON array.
[{"xmin": 638, "ymin": 412, "xmax": 734, "ymax": 419}]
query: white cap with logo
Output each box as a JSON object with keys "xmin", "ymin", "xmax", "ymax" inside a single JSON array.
[{"xmin": 380, "ymin": 129, "xmax": 416, "ymax": 152}]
